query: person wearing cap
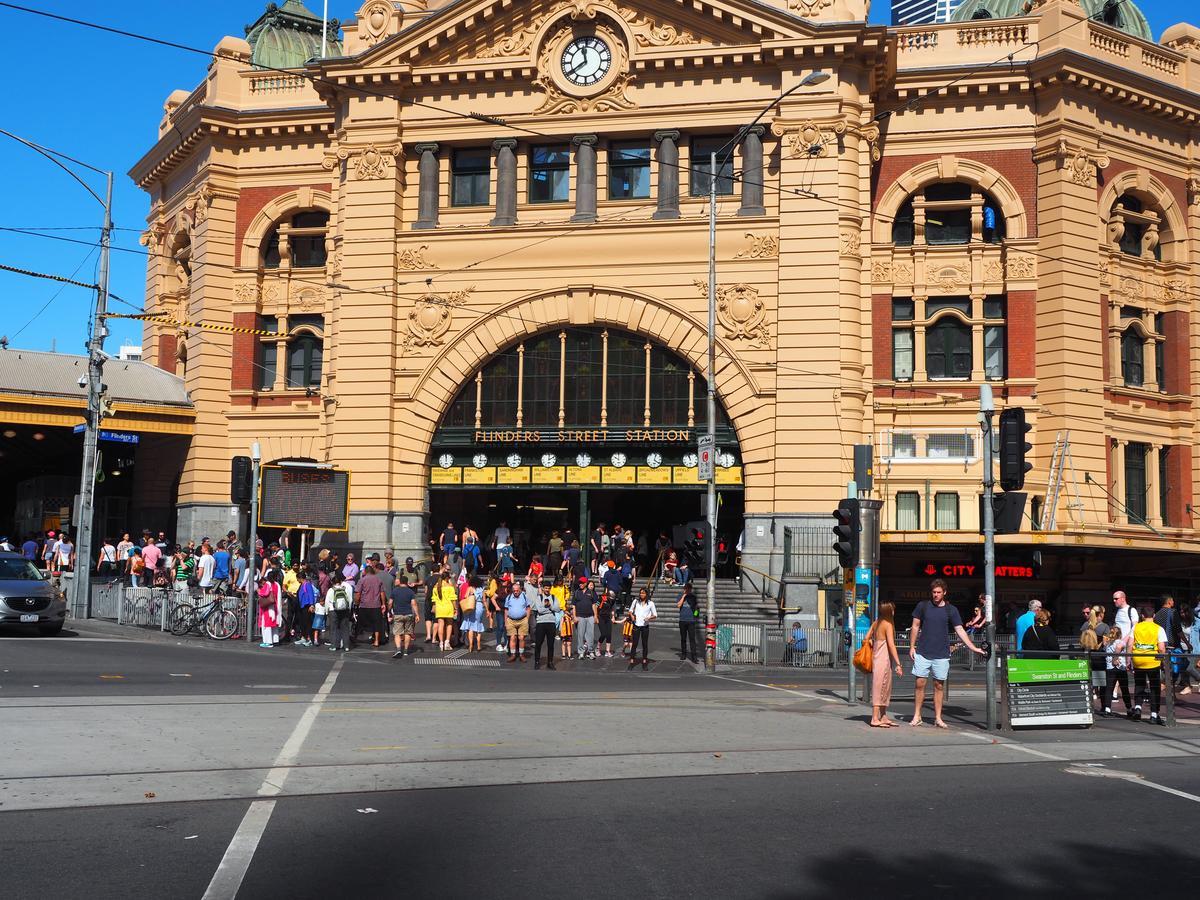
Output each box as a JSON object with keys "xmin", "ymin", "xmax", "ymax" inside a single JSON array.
[{"xmin": 570, "ymin": 576, "xmax": 599, "ymax": 659}]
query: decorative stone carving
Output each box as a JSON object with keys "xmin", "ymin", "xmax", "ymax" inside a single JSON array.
[
  {"xmin": 140, "ymin": 217, "xmax": 168, "ymax": 249},
  {"xmin": 293, "ymin": 287, "xmax": 322, "ymax": 312},
  {"xmin": 261, "ymin": 282, "xmax": 281, "ymax": 305},
  {"xmin": 619, "ymin": 6, "xmax": 696, "ymax": 46},
  {"xmin": 931, "ymin": 264, "xmax": 970, "ymax": 292},
  {"xmin": 328, "ymin": 247, "xmax": 343, "ymax": 279},
  {"xmin": 1188, "ymin": 176, "xmax": 1200, "ymax": 207},
  {"xmin": 772, "ymin": 120, "xmax": 834, "ymax": 158},
  {"xmin": 1057, "ymin": 140, "xmax": 1110, "ymax": 187},
  {"xmin": 734, "ymin": 232, "xmax": 779, "ymax": 259},
  {"xmin": 322, "ymin": 143, "xmax": 402, "ymax": 180},
  {"xmin": 694, "ymin": 280, "xmax": 771, "ymax": 349},
  {"xmin": 1164, "ymin": 279, "xmax": 1185, "ymax": 301},
  {"xmin": 235, "ymin": 282, "xmax": 258, "ymax": 304},
  {"xmin": 893, "ymin": 262, "xmax": 914, "ymax": 283},
  {"xmin": 1005, "ymin": 254, "xmax": 1036, "ymax": 280},
  {"xmin": 1098, "ymin": 256, "xmax": 1115, "ymax": 287},
  {"xmin": 983, "ymin": 260, "xmax": 1003, "ymax": 283},
  {"xmin": 788, "ymin": 0, "xmax": 834, "ymax": 15},
  {"xmin": 358, "ymin": 0, "xmax": 400, "ymax": 48},
  {"xmin": 183, "ymin": 185, "xmax": 213, "ymax": 226},
  {"xmin": 839, "ymin": 229, "xmax": 861, "ymax": 258},
  {"xmin": 397, "ymin": 245, "xmax": 438, "ymax": 270},
  {"xmin": 402, "ymin": 287, "xmax": 475, "ymax": 349},
  {"xmin": 871, "ymin": 260, "xmax": 892, "ymax": 283}
]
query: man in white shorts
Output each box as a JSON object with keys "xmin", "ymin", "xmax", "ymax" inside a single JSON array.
[{"xmin": 909, "ymin": 579, "xmax": 985, "ymax": 728}]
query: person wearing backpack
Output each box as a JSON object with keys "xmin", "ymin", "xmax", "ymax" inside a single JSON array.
[{"xmin": 325, "ymin": 572, "xmax": 354, "ymax": 652}]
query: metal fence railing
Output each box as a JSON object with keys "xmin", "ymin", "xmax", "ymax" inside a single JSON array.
[
  {"xmin": 717, "ymin": 625, "xmax": 843, "ymax": 667},
  {"xmin": 782, "ymin": 527, "xmax": 840, "ymax": 582}
]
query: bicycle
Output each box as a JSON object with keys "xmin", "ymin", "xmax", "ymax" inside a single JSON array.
[{"xmin": 169, "ymin": 589, "xmax": 240, "ymax": 640}]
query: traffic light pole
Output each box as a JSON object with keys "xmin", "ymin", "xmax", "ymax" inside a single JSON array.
[
  {"xmin": 979, "ymin": 386, "xmax": 998, "ymax": 730},
  {"xmin": 704, "ymin": 151, "xmax": 718, "ymax": 674},
  {"xmin": 246, "ymin": 442, "xmax": 261, "ymax": 643}
]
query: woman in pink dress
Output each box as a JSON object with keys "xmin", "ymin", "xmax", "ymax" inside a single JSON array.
[{"xmin": 870, "ymin": 602, "xmax": 904, "ymax": 727}]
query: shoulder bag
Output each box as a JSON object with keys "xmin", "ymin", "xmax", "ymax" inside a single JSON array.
[{"xmin": 852, "ymin": 623, "xmax": 876, "ymax": 674}]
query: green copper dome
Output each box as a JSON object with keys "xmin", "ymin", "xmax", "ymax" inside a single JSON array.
[
  {"xmin": 245, "ymin": 0, "xmax": 342, "ymax": 69},
  {"xmin": 951, "ymin": 0, "xmax": 1152, "ymax": 43}
]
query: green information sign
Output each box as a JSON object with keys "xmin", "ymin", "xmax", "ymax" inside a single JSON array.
[
  {"xmin": 1004, "ymin": 656, "xmax": 1093, "ymax": 728},
  {"xmin": 1006, "ymin": 658, "xmax": 1089, "ymax": 684}
]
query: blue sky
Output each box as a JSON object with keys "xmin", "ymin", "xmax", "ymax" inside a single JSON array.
[{"xmin": 0, "ymin": 0, "xmax": 1191, "ymax": 356}]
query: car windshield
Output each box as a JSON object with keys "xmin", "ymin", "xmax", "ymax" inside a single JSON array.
[{"xmin": 0, "ymin": 559, "xmax": 44, "ymax": 580}]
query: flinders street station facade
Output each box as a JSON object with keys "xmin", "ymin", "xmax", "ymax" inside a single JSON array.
[{"xmin": 130, "ymin": 0, "xmax": 1200, "ymax": 619}]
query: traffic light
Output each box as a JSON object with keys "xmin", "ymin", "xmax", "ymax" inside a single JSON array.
[
  {"xmin": 999, "ymin": 407, "xmax": 1033, "ymax": 491},
  {"xmin": 831, "ymin": 498, "xmax": 860, "ymax": 569},
  {"xmin": 231, "ymin": 455, "xmax": 253, "ymax": 505}
]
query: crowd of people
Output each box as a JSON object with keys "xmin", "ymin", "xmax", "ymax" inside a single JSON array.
[{"xmin": 861, "ymin": 581, "xmax": 1198, "ymax": 730}]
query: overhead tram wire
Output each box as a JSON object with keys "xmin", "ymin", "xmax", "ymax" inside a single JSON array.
[{"xmin": 7, "ymin": 246, "xmax": 100, "ymax": 341}]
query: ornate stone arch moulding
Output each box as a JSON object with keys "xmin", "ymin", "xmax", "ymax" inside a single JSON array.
[
  {"xmin": 1096, "ymin": 167, "xmax": 1188, "ymax": 252},
  {"xmin": 871, "ymin": 155, "xmax": 1029, "ymax": 243},
  {"xmin": 238, "ymin": 188, "xmax": 336, "ymax": 267}
]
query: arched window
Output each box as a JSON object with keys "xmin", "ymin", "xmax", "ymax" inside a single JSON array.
[
  {"xmin": 1120, "ymin": 327, "xmax": 1144, "ymax": 388},
  {"xmin": 440, "ymin": 327, "xmax": 725, "ymax": 430},
  {"xmin": 1101, "ymin": 0, "xmax": 1123, "ymax": 27},
  {"xmin": 286, "ymin": 333, "xmax": 322, "ymax": 388},
  {"xmin": 1108, "ymin": 194, "xmax": 1161, "ymax": 261},
  {"xmin": 971, "ymin": 8, "xmax": 992, "ymax": 18},
  {"xmin": 926, "ymin": 317, "xmax": 972, "ymax": 380},
  {"xmin": 263, "ymin": 211, "xmax": 330, "ymax": 269},
  {"xmin": 890, "ymin": 183, "xmax": 1005, "ymax": 247}
]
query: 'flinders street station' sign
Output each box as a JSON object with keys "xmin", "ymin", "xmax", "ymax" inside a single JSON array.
[{"xmin": 473, "ymin": 428, "xmax": 693, "ymax": 444}]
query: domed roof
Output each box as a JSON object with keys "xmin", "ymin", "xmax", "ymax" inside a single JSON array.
[
  {"xmin": 951, "ymin": 0, "xmax": 1152, "ymax": 43},
  {"xmin": 245, "ymin": 0, "xmax": 342, "ymax": 70}
]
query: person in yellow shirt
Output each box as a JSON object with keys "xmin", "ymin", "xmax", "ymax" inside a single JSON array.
[
  {"xmin": 1130, "ymin": 605, "xmax": 1167, "ymax": 725},
  {"xmin": 432, "ymin": 572, "xmax": 458, "ymax": 651}
]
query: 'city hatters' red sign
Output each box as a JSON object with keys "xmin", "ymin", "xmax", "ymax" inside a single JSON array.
[{"xmin": 920, "ymin": 562, "xmax": 1036, "ymax": 579}]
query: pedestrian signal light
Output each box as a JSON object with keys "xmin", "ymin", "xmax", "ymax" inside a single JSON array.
[{"xmin": 831, "ymin": 498, "xmax": 860, "ymax": 569}]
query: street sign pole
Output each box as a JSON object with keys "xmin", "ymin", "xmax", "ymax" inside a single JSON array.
[
  {"xmin": 246, "ymin": 441, "xmax": 261, "ymax": 643},
  {"xmin": 856, "ymin": 499, "xmax": 882, "ymax": 706},
  {"xmin": 703, "ymin": 149, "xmax": 718, "ymax": 674},
  {"xmin": 979, "ymin": 385, "xmax": 998, "ymax": 730}
]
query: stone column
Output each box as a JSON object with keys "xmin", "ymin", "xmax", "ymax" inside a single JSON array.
[
  {"xmin": 1147, "ymin": 444, "xmax": 1163, "ymax": 526},
  {"xmin": 490, "ymin": 138, "xmax": 518, "ymax": 227},
  {"xmin": 412, "ymin": 142, "xmax": 439, "ymax": 230},
  {"xmin": 571, "ymin": 134, "xmax": 598, "ymax": 223},
  {"xmin": 1113, "ymin": 440, "xmax": 1127, "ymax": 524},
  {"xmin": 913, "ymin": 296, "xmax": 928, "ymax": 382},
  {"xmin": 738, "ymin": 125, "xmax": 766, "ymax": 217},
  {"xmin": 652, "ymin": 129, "xmax": 680, "ymax": 221}
]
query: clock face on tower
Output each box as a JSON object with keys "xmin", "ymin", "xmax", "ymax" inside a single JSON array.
[{"xmin": 560, "ymin": 36, "xmax": 611, "ymax": 87}]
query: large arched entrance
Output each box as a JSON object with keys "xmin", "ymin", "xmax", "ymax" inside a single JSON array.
[{"xmin": 427, "ymin": 326, "xmax": 743, "ymax": 577}]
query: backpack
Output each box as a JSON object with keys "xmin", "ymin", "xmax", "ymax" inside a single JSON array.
[{"xmin": 331, "ymin": 585, "xmax": 352, "ymax": 612}]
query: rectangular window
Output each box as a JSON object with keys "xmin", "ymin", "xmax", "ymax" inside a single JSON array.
[
  {"xmin": 608, "ymin": 143, "xmax": 650, "ymax": 200},
  {"xmin": 1121, "ymin": 331, "xmax": 1144, "ymax": 387},
  {"xmin": 885, "ymin": 431, "xmax": 917, "ymax": 459},
  {"xmin": 257, "ymin": 342, "xmax": 277, "ymax": 391},
  {"xmin": 1124, "ymin": 442, "xmax": 1148, "ymax": 524},
  {"xmin": 893, "ymin": 329, "xmax": 914, "ymax": 381},
  {"xmin": 984, "ymin": 325, "xmax": 1006, "ymax": 380},
  {"xmin": 895, "ymin": 491, "xmax": 921, "ymax": 530},
  {"xmin": 925, "ymin": 207, "xmax": 972, "ymax": 245},
  {"xmin": 892, "ymin": 298, "xmax": 914, "ymax": 321},
  {"xmin": 934, "ymin": 492, "xmax": 960, "ymax": 530},
  {"xmin": 690, "ymin": 137, "xmax": 734, "ymax": 197},
  {"xmin": 983, "ymin": 296, "xmax": 1006, "ymax": 319},
  {"xmin": 1159, "ymin": 446, "xmax": 1171, "ymax": 527},
  {"xmin": 1120, "ymin": 305, "xmax": 1142, "ymax": 321},
  {"xmin": 451, "ymin": 148, "xmax": 490, "ymax": 207},
  {"xmin": 927, "ymin": 433, "xmax": 975, "ymax": 459},
  {"xmin": 529, "ymin": 145, "xmax": 570, "ymax": 204}
]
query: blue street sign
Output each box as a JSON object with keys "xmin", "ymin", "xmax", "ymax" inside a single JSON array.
[{"xmin": 71, "ymin": 424, "xmax": 140, "ymax": 445}]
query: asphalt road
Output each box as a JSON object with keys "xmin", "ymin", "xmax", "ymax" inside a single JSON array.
[{"xmin": 1, "ymin": 627, "xmax": 1197, "ymax": 899}]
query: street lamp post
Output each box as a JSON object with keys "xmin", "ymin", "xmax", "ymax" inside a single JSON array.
[
  {"xmin": 703, "ymin": 71, "xmax": 829, "ymax": 673},
  {"xmin": 0, "ymin": 129, "xmax": 114, "ymax": 618}
]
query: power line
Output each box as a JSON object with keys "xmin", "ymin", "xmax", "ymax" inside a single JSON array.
[
  {"xmin": 0, "ymin": 260, "xmax": 99, "ymax": 290},
  {"xmin": 8, "ymin": 246, "xmax": 99, "ymax": 341}
]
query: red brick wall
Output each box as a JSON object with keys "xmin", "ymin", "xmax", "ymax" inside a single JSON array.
[
  {"xmin": 233, "ymin": 184, "xmax": 331, "ymax": 267},
  {"xmin": 871, "ymin": 292, "xmax": 892, "ymax": 381},
  {"xmin": 1007, "ymin": 290, "xmax": 1035, "ymax": 379},
  {"xmin": 231, "ymin": 312, "xmax": 258, "ymax": 391},
  {"xmin": 1165, "ymin": 444, "xmax": 1193, "ymax": 529},
  {"xmin": 157, "ymin": 334, "xmax": 177, "ymax": 375},
  {"xmin": 1162, "ymin": 310, "xmax": 1191, "ymax": 396},
  {"xmin": 873, "ymin": 149, "xmax": 1038, "ymax": 237}
]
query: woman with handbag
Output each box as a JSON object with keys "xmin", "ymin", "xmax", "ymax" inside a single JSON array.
[{"xmin": 869, "ymin": 603, "xmax": 904, "ymax": 728}]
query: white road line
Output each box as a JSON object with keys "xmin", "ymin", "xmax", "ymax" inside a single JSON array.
[
  {"xmin": 705, "ymin": 672, "xmax": 827, "ymax": 701},
  {"xmin": 958, "ymin": 729, "xmax": 1067, "ymax": 761},
  {"xmin": 1064, "ymin": 765, "xmax": 1200, "ymax": 803},
  {"xmin": 202, "ymin": 658, "xmax": 343, "ymax": 900}
]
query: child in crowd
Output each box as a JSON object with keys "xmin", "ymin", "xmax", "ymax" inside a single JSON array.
[
  {"xmin": 311, "ymin": 589, "xmax": 327, "ymax": 647},
  {"xmin": 620, "ymin": 605, "xmax": 635, "ymax": 656},
  {"xmin": 559, "ymin": 601, "xmax": 574, "ymax": 659}
]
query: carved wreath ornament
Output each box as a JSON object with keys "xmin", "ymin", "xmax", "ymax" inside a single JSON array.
[
  {"xmin": 402, "ymin": 287, "xmax": 475, "ymax": 349},
  {"xmin": 694, "ymin": 280, "xmax": 771, "ymax": 349}
]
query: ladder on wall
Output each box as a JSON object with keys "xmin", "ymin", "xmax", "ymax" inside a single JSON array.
[{"xmin": 1041, "ymin": 430, "xmax": 1085, "ymax": 531}]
